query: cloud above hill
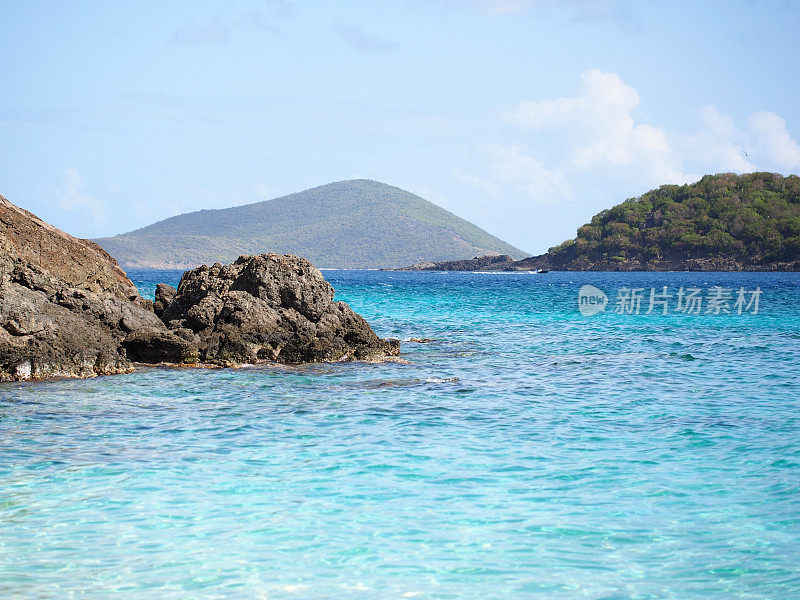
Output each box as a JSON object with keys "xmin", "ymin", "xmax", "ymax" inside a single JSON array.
[
  {"xmin": 459, "ymin": 69, "xmax": 800, "ymax": 207},
  {"xmin": 56, "ymin": 169, "xmax": 107, "ymax": 229}
]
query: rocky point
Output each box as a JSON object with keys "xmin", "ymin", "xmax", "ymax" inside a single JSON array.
[{"xmin": 0, "ymin": 195, "xmax": 399, "ymax": 381}]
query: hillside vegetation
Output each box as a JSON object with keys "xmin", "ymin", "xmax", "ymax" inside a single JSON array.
[
  {"xmin": 95, "ymin": 180, "xmax": 526, "ymax": 269},
  {"xmin": 543, "ymin": 172, "xmax": 800, "ymax": 270}
]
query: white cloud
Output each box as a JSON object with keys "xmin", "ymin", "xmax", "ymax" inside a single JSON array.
[
  {"xmin": 483, "ymin": 144, "xmax": 568, "ymax": 202},
  {"xmin": 458, "ymin": 69, "xmax": 800, "ymax": 221},
  {"xmin": 453, "ymin": 168, "xmax": 500, "ymax": 196},
  {"xmin": 682, "ymin": 105, "xmax": 754, "ymax": 174},
  {"xmin": 748, "ymin": 111, "xmax": 800, "ymax": 170},
  {"xmin": 56, "ymin": 169, "xmax": 107, "ymax": 227},
  {"xmin": 681, "ymin": 106, "xmax": 800, "ymax": 174},
  {"xmin": 503, "ymin": 69, "xmax": 688, "ymax": 184},
  {"xmin": 696, "ymin": 104, "xmax": 738, "ymax": 139},
  {"xmin": 505, "ymin": 69, "xmax": 639, "ymax": 130}
]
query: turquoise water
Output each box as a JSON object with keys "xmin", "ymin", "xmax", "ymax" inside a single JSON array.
[{"xmin": 2, "ymin": 270, "xmax": 800, "ymax": 599}]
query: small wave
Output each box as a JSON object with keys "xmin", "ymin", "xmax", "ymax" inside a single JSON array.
[
  {"xmin": 473, "ymin": 271, "xmax": 542, "ymax": 275},
  {"xmin": 425, "ymin": 377, "xmax": 459, "ymax": 383}
]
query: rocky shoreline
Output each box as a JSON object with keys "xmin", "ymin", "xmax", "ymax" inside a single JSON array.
[
  {"xmin": 397, "ymin": 254, "xmax": 516, "ymax": 271},
  {"xmin": 398, "ymin": 253, "xmax": 800, "ymax": 272},
  {"xmin": 0, "ymin": 195, "xmax": 399, "ymax": 382}
]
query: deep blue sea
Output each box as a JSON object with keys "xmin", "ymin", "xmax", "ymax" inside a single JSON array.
[{"xmin": 2, "ymin": 270, "xmax": 800, "ymax": 599}]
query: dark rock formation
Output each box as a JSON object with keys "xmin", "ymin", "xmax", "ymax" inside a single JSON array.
[
  {"xmin": 1, "ymin": 194, "xmax": 399, "ymax": 381},
  {"xmin": 122, "ymin": 328, "xmax": 199, "ymax": 364},
  {"xmin": 399, "ymin": 254, "xmax": 514, "ymax": 271},
  {"xmin": 153, "ymin": 283, "xmax": 176, "ymax": 318},
  {"xmin": 396, "ymin": 251, "xmax": 800, "ymax": 272},
  {"xmin": 0, "ymin": 194, "xmax": 174, "ymax": 381},
  {"xmin": 160, "ymin": 253, "xmax": 400, "ymax": 365},
  {"xmin": 483, "ymin": 253, "xmax": 800, "ymax": 272}
]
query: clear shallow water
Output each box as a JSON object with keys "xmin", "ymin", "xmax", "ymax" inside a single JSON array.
[{"xmin": 2, "ymin": 270, "xmax": 800, "ymax": 599}]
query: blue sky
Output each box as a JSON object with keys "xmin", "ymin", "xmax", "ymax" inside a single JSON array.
[{"xmin": 2, "ymin": 0, "xmax": 799, "ymax": 254}]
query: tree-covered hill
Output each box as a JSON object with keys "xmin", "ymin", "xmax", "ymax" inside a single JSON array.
[
  {"xmin": 540, "ymin": 172, "xmax": 800, "ymax": 271},
  {"xmin": 95, "ymin": 180, "xmax": 527, "ymax": 269}
]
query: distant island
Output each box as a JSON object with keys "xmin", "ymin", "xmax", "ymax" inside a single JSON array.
[
  {"xmin": 95, "ymin": 179, "xmax": 527, "ymax": 270},
  {"xmin": 401, "ymin": 172, "xmax": 800, "ymax": 272},
  {"xmin": 399, "ymin": 255, "xmax": 518, "ymax": 271}
]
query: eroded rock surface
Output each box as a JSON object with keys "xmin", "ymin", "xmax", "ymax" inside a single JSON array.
[
  {"xmin": 153, "ymin": 283, "xmax": 176, "ymax": 318},
  {"xmin": 1, "ymin": 195, "xmax": 399, "ymax": 381},
  {"xmin": 0, "ymin": 194, "xmax": 172, "ymax": 381},
  {"xmin": 161, "ymin": 254, "xmax": 400, "ymax": 364}
]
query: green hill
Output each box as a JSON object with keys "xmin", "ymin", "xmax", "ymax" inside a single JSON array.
[
  {"xmin": 541, "ymin": 172, "xmax": 800, "ymax": 271},
  {"xmin": 95, "ymin": 179, "xmax": 527, "ymax": 269}
]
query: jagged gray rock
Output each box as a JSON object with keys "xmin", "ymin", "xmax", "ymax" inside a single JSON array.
[
  {"xmin": 161, "ymin": 253, "xmax": 400, "ymax": 364},
  {"xmin": 0, "ymin": 194, "xmax": 171, "ymax": 381},
  {"xmin": 122, "ymin": 327, "xmax": 199, "ymax": 364},
  {"xmin": 1, "ymin": 195, "xmax": 399, "ymax": 381},
  {"xmin": 153, "ymin": 283, "xmax": 176, "ymax": 318}
]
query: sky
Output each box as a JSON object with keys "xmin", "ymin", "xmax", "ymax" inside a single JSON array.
[{"xmin": 2, "ymin": 0, "xmax": 800, "ymax": 254}]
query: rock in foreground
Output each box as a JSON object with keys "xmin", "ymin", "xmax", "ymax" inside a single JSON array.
[
  {"xmin": 0, "ymin": 194, "xmax": 168, "ymax": 381},
  {"xmin": 1, "ymin": 194, "xmax": 399, "ymax": 382},
  {"xmin": 160, "ymin": 254, "xmax": 400, "ymax": 365}
]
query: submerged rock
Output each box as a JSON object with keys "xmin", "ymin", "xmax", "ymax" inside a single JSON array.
[{"xmin": 160, "ymin": 253, "xmax": 400, "ymax": 365}]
